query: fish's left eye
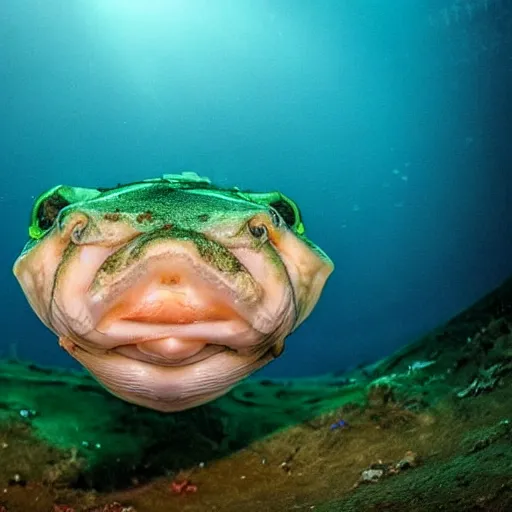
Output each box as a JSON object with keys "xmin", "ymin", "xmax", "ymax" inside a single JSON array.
[{"xmin": 249, "ymin": 224, "xmax": 268, "ymax": 239}]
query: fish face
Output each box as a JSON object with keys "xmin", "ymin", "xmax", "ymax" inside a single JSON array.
[{"xmin": 13, "ymin": 173, "xmax": 334, "ymax": 411}]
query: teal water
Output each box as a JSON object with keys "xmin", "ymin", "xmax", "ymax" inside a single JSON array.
[{"xmin": 1, "ymin": 0, "xmax": 511, "ymax": 377}]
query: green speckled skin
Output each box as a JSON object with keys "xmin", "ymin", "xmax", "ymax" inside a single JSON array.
[{"xmin": 64, "ymin": 183, "xmax": 265, "ymax": 232}]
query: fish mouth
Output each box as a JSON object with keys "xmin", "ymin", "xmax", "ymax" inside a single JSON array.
[
  {"xmin": 59, "ymin": 335, "xmax": 275, "ymax": 412},
  {"xmin": 41, "ymin": 229, "xmax": 294, "ymax": 366}
]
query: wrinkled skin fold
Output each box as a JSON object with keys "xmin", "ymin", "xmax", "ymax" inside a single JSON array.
[{"xmin": 13, "ymin": 173, "xmax": 334, "ymax": 411}]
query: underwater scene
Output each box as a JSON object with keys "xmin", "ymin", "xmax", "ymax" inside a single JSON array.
[{"xmin": 1, "ymin": 1, "xmax": 512, "ymax": 511}]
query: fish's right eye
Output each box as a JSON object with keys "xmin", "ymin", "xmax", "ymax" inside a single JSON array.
[
  {"xmin": 28, "ymin": 185, "xmax": 103, "ymax": 240},
  {"xmin": 269, "ymin": 199, "xmax": 296, "ymax": 228},
  {"xmin": 29, "ymin": 186, "xmax": 71, "ymax": 239},
  {"xmin": 269, "ymin": 196, "xmax": 305, "ymax": 235},
  {"xmin": 37, "ymin": 195, "xmax": 71, "ymax": 231}
]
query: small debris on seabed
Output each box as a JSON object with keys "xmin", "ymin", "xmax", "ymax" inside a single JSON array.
[
  {"xmin": 170, "ymin": 479, "xmax": 198, "ymax": 494},
  {"xmin": 355, "ymin": 451, "xmax": 420, "ymax": 487},
  {"xmin": 464, "ymin": 419, "xmax": 511, "ymax": 454},
  {"xmin": 19, "ymin": 408, "xmax": 37, "ymax": 419},
  {"xmin": 407, "ymin": 360, "xmax": 436, "ymax": 374},
  {"xmin": 86, "ymin": 503, "xmax": 137, "ymax": 512},
  {"xmin": 329, "ymin": 419, "xmax": 349, "ymax": 430},
  {"xmin": 457, "ymin": 362, "xmax": 512, "ymax": 398},
  {"xmin": 54, "ymin": 506, "xmax": 75, "ymax": 512},
  {"xmin": 7, "ymin": 474, "xmax": 26, "ymax": 487},
  {"xmin": 360, "ymin": 468, "xmax": 385, "ymax": 483}
]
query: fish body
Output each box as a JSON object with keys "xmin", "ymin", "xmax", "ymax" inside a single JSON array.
[{"xmin": 13, "ymin": 172, "xmax": 333, "ymax": 411}]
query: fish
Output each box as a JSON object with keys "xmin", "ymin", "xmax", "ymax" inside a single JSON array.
[{"xmin": 13, "ymin": 172, "xmax": 334, "ymax": 412}]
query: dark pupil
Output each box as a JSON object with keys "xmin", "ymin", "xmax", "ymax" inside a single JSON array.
[
  {"xmin": 269, "ymin": 200, "xmax": 296, "ymax": 228},
  {"xmin": 250, "ymin": 225, "xmax": 266, "ymax": 238},
  {"xmin": 37, "ymin": 194, "xmax": 70, "ymax": 230}
]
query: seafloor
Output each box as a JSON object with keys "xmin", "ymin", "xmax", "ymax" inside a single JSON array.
[{"xmin": 1, "ymin": 278, "xmax": 511, "ymax": 512}]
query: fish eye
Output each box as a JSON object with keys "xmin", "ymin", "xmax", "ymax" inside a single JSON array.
[
  {"xmin": 28, "ymin": 186, "xmax": 71, "ymax": 239},
  {"xmin": 236, "ymin": 191, "xmax": 305, "ymax": 235},
  {"xmin": 28, "ymin": 185, "xmax": 102, "ymax": 240},
  {"xmin": 249, "ymin": 224, "xmax": 268, "ymax": 239},
  {"xmin": 269, "ymin": 198, "xmax": 304, "ymax": 234}
]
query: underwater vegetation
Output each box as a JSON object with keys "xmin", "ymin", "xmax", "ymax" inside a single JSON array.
[{"xmin": 1, "ymin": 269, "xmax": 511, "ymax": 510}]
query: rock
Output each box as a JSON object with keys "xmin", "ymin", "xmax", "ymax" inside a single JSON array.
[
  {"xmin": 360, "ymin": 468, "xmax": 385, "ymax": 483},
  {"xmin": 357, "ymin": 451, "xmax": 420, "ymax": 486},
  {"xmin": 397, "ymin": 450, "xmax": 419, "ymax": 469}
]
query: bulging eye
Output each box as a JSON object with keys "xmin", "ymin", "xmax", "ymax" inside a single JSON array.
[
  {"xmin": 269, "ymin": 198, "xmax": 304, "ymax": 233},
  {"xmin": 249, "ymin": 224, "xmax": 268, "ymax": 239}
]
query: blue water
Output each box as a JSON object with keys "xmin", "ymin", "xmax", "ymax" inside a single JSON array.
[{"xmin": 1, "ymin": 0, "xmax": 511, "ymax": 377}]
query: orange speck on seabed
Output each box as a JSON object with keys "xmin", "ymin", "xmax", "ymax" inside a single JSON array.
[{"xmin": 170, "ymin": 479, "xmax": 198, "ymax": 495}]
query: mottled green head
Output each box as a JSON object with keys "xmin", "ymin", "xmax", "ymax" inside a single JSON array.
[{"xmin": 13, "ymin": 172, "xmax": 333, "ymax": 412}]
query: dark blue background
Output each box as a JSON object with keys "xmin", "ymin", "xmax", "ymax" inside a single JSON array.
[{"xmin": 1, "ymin": 0, "xmax": 511, "ymax": 376}]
